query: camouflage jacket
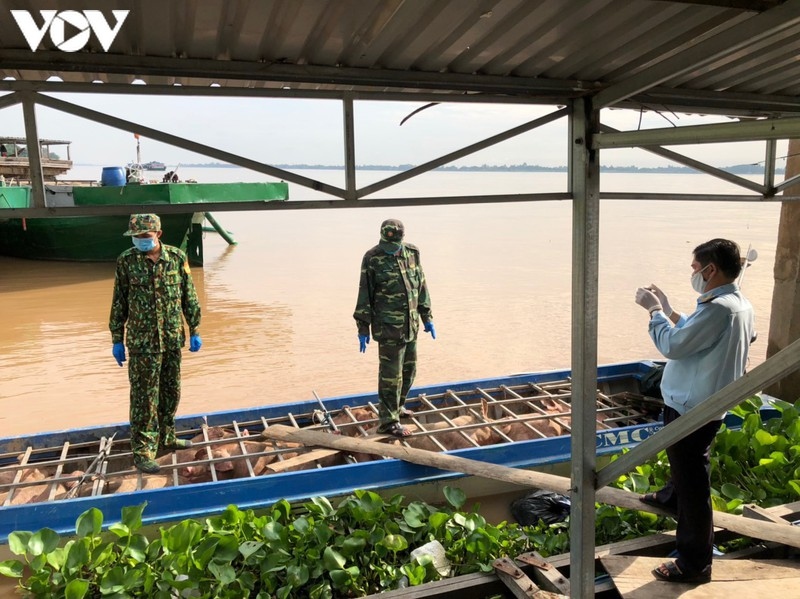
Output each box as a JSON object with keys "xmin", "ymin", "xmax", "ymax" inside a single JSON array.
[
  {"xmin": 354, "ymin": 243, "xmax": 432, "ymax": 343},
  {"xmin": 109, "ymin": 244, "xmax": 201, "ymax": 353}
]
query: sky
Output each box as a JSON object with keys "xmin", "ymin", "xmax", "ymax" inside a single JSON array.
[{"xmin": 0, "ymin": 90, "xmax": 784, "ymax": 171}]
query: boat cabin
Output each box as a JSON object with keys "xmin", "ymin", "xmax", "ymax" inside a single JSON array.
[{"xmin": 0, "ymin": 137, "xmax": 73, "ymax": 181}]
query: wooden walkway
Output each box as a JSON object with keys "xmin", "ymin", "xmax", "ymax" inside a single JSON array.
[{"xmin": 602, "ymin": 555, "xmax": 800, "ymax": 598}]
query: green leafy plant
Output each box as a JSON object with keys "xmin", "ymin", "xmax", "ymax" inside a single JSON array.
[
  {"xmin": 711, "ymin": 398, "xmax": 800, "ymax": 511},
  {"xmin": 3, "ymin": 398, "xmax": 797, "ymax": 597},
  {"xmin": 0, "ymin": 487, "xmax": 566, "ymax": 598}
]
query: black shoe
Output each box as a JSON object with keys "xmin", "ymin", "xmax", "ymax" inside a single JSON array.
[
  {"xmin": 653, "ymin": 561, "xmax": 711, "ymax": 584},
  {"xmin": 639, "ymin": 492, "xmax": 677, "ymax": 515}
]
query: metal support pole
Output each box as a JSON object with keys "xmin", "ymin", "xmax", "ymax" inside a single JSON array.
[
  {"xmin": 21, "ymin": 92, "xmax": 45, "ymax": 209},
  {"xmin": 765, "ymin": 139, "xmax": 777, "ymax": 193},
  {"xmin": 343, "ymin": 95, "xmax": 357, "ymax": 202},
  {"xmin": 568, "ymin": 97, "xmax": 600, "ymax": 599}
]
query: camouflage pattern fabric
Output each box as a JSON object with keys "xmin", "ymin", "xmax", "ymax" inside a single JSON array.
[
  {"xmin": 109, "ymin": 245, "xmax": 201, "ymax": 352},
  {"xmin": 123, "ymin": 213, "xmax": 161, "ymax": 236},
  {"xmin": 129, "ymin": 350, "xmax": 181, "ymax": 460},
  {"xmin": 109, "ymin": 243, "xmax": 201, "ymax": 464},
  {"xmin": 353, "ymin": 243, "xmax": 432, "ymax": 342},
  {"xmin": 354, "ymin": 241, "xmax": 432, "ymax": 427},
  {"xmin": 378, "ymin": 339, "xmax": 417, "ymax": 423}
]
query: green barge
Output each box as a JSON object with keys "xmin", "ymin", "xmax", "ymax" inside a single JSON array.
[{"xmin": 0, "ymin": 181, "xmax": 288, "ymax": 266}]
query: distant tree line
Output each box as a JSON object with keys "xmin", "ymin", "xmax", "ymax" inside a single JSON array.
[{"xmin": 171, "ymin": 162, "xmax": 781, "ymax": 174}]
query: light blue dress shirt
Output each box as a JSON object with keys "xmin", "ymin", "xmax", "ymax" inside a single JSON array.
[{"xmin": 648, "ymin": 283, "xmax": 755, "ymax": 417}]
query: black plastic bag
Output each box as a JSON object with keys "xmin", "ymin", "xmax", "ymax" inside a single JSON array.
[
  {"xmin": 510, "ymin": 490, "xmax": 571, "ymax": 526},
  {"xmin": 640, "ymin": 364, "xmax": 664, "ymax": 399}
]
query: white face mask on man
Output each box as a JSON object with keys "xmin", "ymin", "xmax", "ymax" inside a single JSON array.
[{"xmin": 691, "ymin": 263, "xmax": 711, "ymax": 294}]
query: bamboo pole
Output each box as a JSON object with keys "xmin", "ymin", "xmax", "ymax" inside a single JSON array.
[{"xmin": 260, "ymin": 425, "xmax": 800, "ymax": 550}]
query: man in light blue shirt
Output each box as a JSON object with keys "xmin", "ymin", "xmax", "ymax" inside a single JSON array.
[{"xmin": 634, "ymin": 238, "xmax": 754, "ymax": 585}]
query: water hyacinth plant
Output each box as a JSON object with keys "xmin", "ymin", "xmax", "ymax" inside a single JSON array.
[
  {"xmin": 2, "ymin": 398, "xmax": 797, "ymax": 597},
  {"xmin": 0, "ymin": 487, "xmax": 566, "ymax": 598}
]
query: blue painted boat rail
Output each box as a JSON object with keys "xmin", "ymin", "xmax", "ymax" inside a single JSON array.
[
  {"xmin": 6, "ymin": 359, "xmax": 754, "ymax": 545},
  {"xmin": 0, "ymin": 360, "xmax": 659, "ymax": 455}
]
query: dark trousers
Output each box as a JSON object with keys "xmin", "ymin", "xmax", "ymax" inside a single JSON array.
[
  {"xmin": 128, "ymin": 349, "xmax": 182, "ymax": 462},
  {"xmin": 654, "ymin": 406, "xmax": 721, "ymax": 574},
  {"xmin": 377, "ymin": 339, "xmax": 417, "ymax": 426}
]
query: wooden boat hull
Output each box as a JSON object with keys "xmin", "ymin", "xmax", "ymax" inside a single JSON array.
[{"xmin": 0, "ymin": 361, "xmax": 685, "ymax": 544}]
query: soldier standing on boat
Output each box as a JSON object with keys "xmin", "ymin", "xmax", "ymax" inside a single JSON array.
[
  {"xmin": 109, "ymin": 213, "xmax": 203, "ymax": 474},
  {"xmin": 354, "ymin": 219, "xmax": 435, "ymax": 438},
  {"xmin": 634, "ymin": 238, "xmax": 754, "ymax": 585}
]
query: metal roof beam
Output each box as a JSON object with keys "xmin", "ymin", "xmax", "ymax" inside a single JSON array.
[
  {"xmin": 1, "ymin": 192, "xmax": 573, "ymax": 218},
  {"xmin": 593, "ymin": 0, "xmax": 800, "ymax": 108},
  {"xmin": 0, "ymin": 92, "xmax": 22, "ymax": 111},
  {"xmin": 598, "ymin": 124, "xmax": 766, "ymax": 194},
  {"xmin": 593, "ymin": 115, "xmax": 800, "ymax": 148},
  {"xmin": 0, "ymin": 49, "xmax": 592, "ymax": 96},
  {"xmin": 628, "ymin": 85, "xmax": 800, "ymax": 116},
  {"xmin": 31, "ymin": 92, "xmax": 347, "ymax": 199},
  {"xmin": 5, "ymin": 81, "xmax": 800, "ymax": 120},
  {"xmin": 665, "ymin": 0, "xmax": 784, "ymax": 9},
  {"xmin": 600, "ymin": 192, "xmax": 800, "ymax": 202},
  {"xmin": 0, "ymin": 79, "xmax": 574, "ymax": 105},
  {"xmin": 357, "ymin": 107, "xmax": 568, "ymax": 198}
]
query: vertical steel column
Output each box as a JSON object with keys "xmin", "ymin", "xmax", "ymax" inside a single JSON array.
[
  {"xmin": 568, "ymin": 97, "xmax": 600, "ymax": 598},
  {"xmin": 765, "ymin": 139, "xmax": 776, "ymax": 192},
  {"xmin": 21, "ymin": 92, "xmax": 45, "ymax": 209},
  {"xmin": 343, "ymin": 94, "xmax": 357, "ymax": 201}
]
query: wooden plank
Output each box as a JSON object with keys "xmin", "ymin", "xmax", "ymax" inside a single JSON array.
[
  {"xmin": 266, "ymin": 449, "xmax": 342, "ymax": 473},
  {"xmin": 260, "ymin": 425, "xmax": 800, "ymax": 550},
  {"xmin": 493, "ymin": 557, "xmax": 540, "ymax": 598},
  {"xmin": 601, "ymin": 555, "xmax": 800, "ymax": 597},
  {"xmin": 518, "ymin": 552, "xmax": 570, "ymax": 595},
  {"xmin": 742, "ymin": 503, "xmax": 791, "ymax": 525}
]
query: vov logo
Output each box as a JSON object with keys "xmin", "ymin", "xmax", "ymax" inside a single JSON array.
[{"xmin": 11, "ymin": 10, "xmax": 129, "ymax": 53}]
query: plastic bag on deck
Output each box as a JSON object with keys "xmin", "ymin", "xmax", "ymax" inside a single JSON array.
[
  {"xmin": 510, "ymin": 490, "xmax": 571, "ymax": 526},
  {"xmin": 639, "ymin": 363, "xmax": 664, "ymax": 399}
]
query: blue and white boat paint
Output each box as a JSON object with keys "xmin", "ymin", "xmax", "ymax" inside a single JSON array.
[{"xmin": 0, "ymin": 360, "xmax": 749, "ymax": 544}]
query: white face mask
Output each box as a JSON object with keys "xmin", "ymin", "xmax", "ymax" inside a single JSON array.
[{"xmin": 691, "ymin": 264, "xmax": 711, "ymax": 294}]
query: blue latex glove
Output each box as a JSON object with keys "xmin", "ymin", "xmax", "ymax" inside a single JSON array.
[
  {"xmin": 112, "ymin": 342, "xmax": 126, "ymax": 367},
  {"xmin": 189, "ymin": 334, "xmax": 202, "ymax": 352},
  {"xmin": 358, "ymin": 334, "xmax": 370, "ymax": 353},
  {"xmin": 424, "ymin": 321, "xmax": 436, "ymax": 339}
]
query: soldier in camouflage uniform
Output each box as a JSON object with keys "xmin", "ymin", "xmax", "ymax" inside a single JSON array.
[
  {"xmin": 354, "ymin": 219, "xmax": 435, "ymax": 437},
  {"xmin": 109, "ymin": 214, "xmax": 202, "ymax": 474}
]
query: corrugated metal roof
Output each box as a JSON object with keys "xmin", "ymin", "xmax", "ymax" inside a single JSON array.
[{"xmin": 0, "ymin": 0, "xmax": 799, "ymax": 114}]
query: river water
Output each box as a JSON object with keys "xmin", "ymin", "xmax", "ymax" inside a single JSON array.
[{"xmin": 0, "ymin": 168, "xmax": 779, "ymax": 436}]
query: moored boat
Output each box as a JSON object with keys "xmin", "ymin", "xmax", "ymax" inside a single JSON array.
[
  {"xmin": 0, "ymin": 360, "xmax": 693, "ymax": 544},
  {"xmin": 0, "ymin": 134, "xmax": 288, "ymax": 265},
  {"xmin": 0, "ymin": 137, "xmax": 73, "ymax": 181},
  {"xmin": 0, "ymin": 179, "xmax": 288, "ymax": 265}
]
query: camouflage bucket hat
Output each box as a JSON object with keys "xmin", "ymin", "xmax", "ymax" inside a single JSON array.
[
  {"xmin": 378, "ymin": 218, "xmax": 404, "ymax": 253},
  {"xmin": 123, "ymin": 213, "xmax": 161, "ymax": 236}
]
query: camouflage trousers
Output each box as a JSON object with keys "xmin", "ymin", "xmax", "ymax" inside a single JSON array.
[
  {"xmin": 128, "ymin": 349, "xmax": 182, "ymax": 463},
  {"xmin": 377, "ymin": 339, "xmax": 417, "ymax": 426}
]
